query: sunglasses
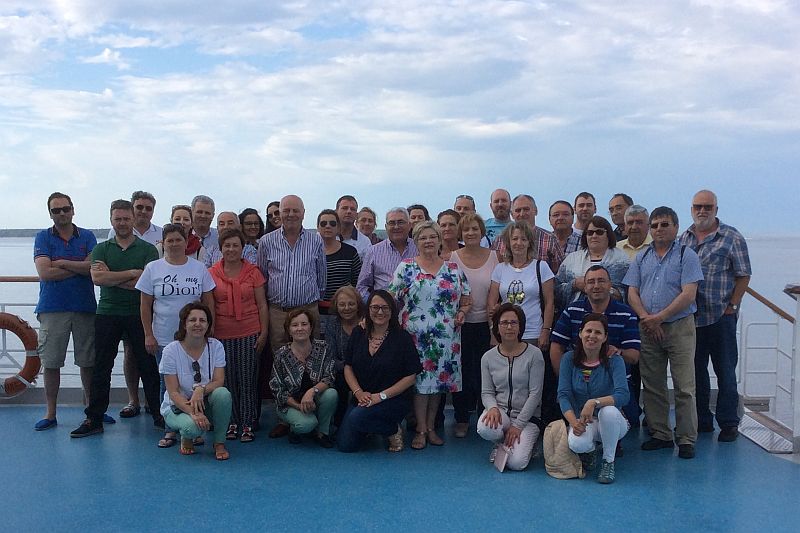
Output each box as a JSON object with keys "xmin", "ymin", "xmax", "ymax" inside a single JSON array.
[
  {"xmin": 318, "ymin": 220, "xmax": 338, "ymax": 228},
  {"xmin": 50, "ymin": 206, "xmax": 73, "ymax": 215},
  {"xmin": 692, "ymin": 204, "xmax": 715, "ymax": 211},
  {"xmin": 650, "ymin": 222, "xmax": 672, "ymax": 229},
  {"xmin": 192, "ymin": 361, "xmax": 201, "ymax": 383},
  {"xmin": 267, "ymin": 211, "xmax": 279, "ymax": 218},
  {"xmin": 585, "ymin": 228, "xmax": 607, "ymax": 237},
  {"xmin": 134, "ymin": 204, "xmax": 154, "ymax": 212}
]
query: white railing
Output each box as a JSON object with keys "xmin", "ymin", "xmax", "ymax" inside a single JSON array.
[{"xmin": 738, "ymin": 286, "xmax": 798, "ymax": 452}]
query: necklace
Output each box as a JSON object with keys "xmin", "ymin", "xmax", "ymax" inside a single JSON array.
[
  {"xmin": 368, "ymin": 329, "xmax": 389, "ymax": 353},
  {"xmin": 511, "ymin": 261, "xmax": 528, "ymax": 273}
]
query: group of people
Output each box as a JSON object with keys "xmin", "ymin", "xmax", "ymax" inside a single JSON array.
[{"xmin": 32, "ymin": 187, "xmax": 751, "ymax": 482}]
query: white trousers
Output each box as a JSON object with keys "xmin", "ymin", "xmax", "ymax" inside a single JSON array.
[
  {"xmin": 567, "ymin": 406, "xmax": 629, "ymax": 462},
  {"xmin": 476, "ymin": 409, "xmax": 540, "ymax": 471}
]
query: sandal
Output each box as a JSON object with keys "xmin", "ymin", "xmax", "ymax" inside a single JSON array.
[
  {"xmin": 427, "ymin": 429, "xmax": 444, "ymax": 446},
  {"xmin": 119, "ymin": 403, "xmax": 141, "ymax": 418},
  {"xmin": 157, "ymin": 433, "xmax": 178, "ymax": 448},
  {"xmin": 179, "ymin": 438, "xmax": 195, "ymax": 455},
  {"xmin": 387, "ymin": 425, "xmax": 404, "ymax": 452},
  {"xmin": 411, "ymin": 431, "xmax": 427, "ymax": 450},
  {"xmin": 240, "ymin": 426, "xmax": 255, "ymax": 443},
  {"xmin": 226, "ymin": 424, "xmax": 238, "ymax": 440},
  {"xmin": 214, "ymin": 443, "xmax": 230, "ymax": 461}
]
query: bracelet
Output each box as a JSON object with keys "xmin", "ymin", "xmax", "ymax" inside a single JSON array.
[
  {"xmin": 353, "ymin": 388, "xmax": 362, "ymax": 395},
  {"xmin": 542, "ymin": 327, "xmax": 552, "ymax": 331}
]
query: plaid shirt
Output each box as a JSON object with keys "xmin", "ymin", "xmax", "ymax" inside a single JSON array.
[{"xmin": 680, "ymin": 220, "xmax": 751, "ymax": 327}]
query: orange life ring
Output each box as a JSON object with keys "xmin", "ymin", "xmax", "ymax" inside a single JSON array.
[{"xmin": 0, "ymin": 312, "xmax": 41, "ymax": 397}]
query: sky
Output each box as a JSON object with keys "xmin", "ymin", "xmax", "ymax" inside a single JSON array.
[{"xmin": 1, "ymin": 0, "xmax": 798, "ymax": 235}]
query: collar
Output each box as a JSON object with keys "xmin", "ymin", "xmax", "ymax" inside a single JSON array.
[
  {"xmin": 112, "ymin": 235, "xmax": 141, "ymax": 248},
  {"xmin": 687, "ymin": 218, "xmax": 721, "ymax": 240},
  {"xmin": 50, "ymin": 224, "xmax": 80, "ymax": 238}
]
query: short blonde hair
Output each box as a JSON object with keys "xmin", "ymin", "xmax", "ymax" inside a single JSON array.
[
  {"xmin": 458, "ymin": 213, "xmax": 487, "ymax": 238},
  {"xmin": 412, "ymin": 220, "xmax": 442, "ymax": 245}
]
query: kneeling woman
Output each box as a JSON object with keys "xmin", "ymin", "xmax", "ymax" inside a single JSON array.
[
  {"xmin": 269, "ymin": 309, "xmax": 338, "ymax": 448},
  {"xmin": 557, "ymin": 313, "xmax": 629, "ymax": 484},
  {"xmin": 477, "ymin": 303, "xmax": 544, "ymax": 471},
  {"xmin": 337, "ymin": 290, "xmax": 422, "ymax": 453},
  {"xmin": 160, "ymin": 302, "xmax": 231, "ymax": 460}
]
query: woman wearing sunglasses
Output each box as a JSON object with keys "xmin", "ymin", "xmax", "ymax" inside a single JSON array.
[
  {"xmin": 160, "ymin": 302, "xmax": 231, "ymax": 460},
  {"xmin": 554, "ymin": 216, "xmax": 630, "ymax": 311},
  {"xmin": 265, "ymin": 201, "xmax": 282, "ymax": 233},
  {"xmin": 317, "ymin": 209, "xmax": 362, "ymax": 332}
]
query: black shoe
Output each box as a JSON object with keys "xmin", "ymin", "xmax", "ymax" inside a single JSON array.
[
  {"xmin": 288, "ymin": 432, "xmax": 302, "ymax": 444},
  {"xmin": 70, "ymin": 419, "xmax": 103, "ymax": 438},
  {"xmin": 641, "ymin": 437, "xmax": 674, "ymax": 451},
  {"xmin": 718, "ymin": 426, "xmax": 739, "ymax": 442},
  {"xmin": 153, "ymin": 416, "xmax": 165, "ymax": 430},
  {"xmin": 678, "ymin": 443, "xmax": 696, "ymax": 459},
  {"xmin": 698, "ymin": 422, "xmax": 714, "ymax": 433},
  {"xmin": 315, "ymin": 434, "xmax": 334, "ymax": 449}
]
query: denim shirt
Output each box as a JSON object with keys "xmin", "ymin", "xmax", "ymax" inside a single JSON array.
[{"xmin": 557, "ymin": 351, "xmax": 629, "ymax": 416}]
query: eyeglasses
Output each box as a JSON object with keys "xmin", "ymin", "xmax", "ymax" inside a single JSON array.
[
  {"xmin": 692, "ymin": 204, "xmax": 715, "ymax": 211},
  {"xmin": 50, "ymin": 206, "xmax": 73, "ymax": 215},
  {"xmin": 650, "ymin": 222, "xmax": 671, "ymax": 229},
  {"xmin": 386, "ymin": 220, "xmax": 407, "ymax": 227},
  {"xmin": 369, "ymin": 305, "xmax": 391, "ymax": 314},
  {"xmin": 318, "ymin": 220, "xmax": 338, "ymax": 228},
  {"xmin": 499, "ymin": 320, "xmax": 519, "ymax": 328},
  {"xmin": 134, "ymin": 204, "xmax": 154, "ymax": 212},
  {"xmin": 244, "ymin": 221, "xmax": 260, "ymax": 227},
  {"xmin": 585, "ymin": 228, "xmax": 607, "ymax": 237},
  {"xmin": 192, "ymin": 361, "xmax": 201, "ymax": 383}
]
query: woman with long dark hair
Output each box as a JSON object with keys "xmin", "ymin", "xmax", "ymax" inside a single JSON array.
[
  {"xmin": 557, "ymin": 313, "xmax": 629, "ymax": 484},
  {"xmin": 337, "ymin": 290, "xmax": 422, "ymax": 453}
]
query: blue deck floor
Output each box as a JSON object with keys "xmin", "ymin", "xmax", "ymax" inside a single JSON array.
[{"xmin": 3, "ymin": 404, "xmax": 799, "ymax": 532}]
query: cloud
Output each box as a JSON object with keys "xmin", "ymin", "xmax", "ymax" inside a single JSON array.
[{"xmin": 81, "ymin": 47, "xmax": 130, "ymax": 69}]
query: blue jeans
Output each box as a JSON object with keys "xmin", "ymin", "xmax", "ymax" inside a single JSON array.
[{"xmin": 695, "ymin": 313, "xmax": 740, "ymax": 428}]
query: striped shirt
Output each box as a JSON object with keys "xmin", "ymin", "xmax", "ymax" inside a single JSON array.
[
  {"xmin": 356, "ymin": 238, "xmax": 418, "ymax": 301},
  {"xmin": 323, "ymin": 242, "xmax": 363, "ymax": 302},
  {"xmin": 256, "ymin": 227, "xmax": 326, "ymax": 308},
  {"xmin": 551, "ymin": 298, "xmax": 641, "ymax": 352},
  {"xmin": 680, "ymin": 220, "xmax": 751, "ymax": 327},
  {"xmin": 622, "ymin": 240, "xmax": 704, "ymax": 323}
]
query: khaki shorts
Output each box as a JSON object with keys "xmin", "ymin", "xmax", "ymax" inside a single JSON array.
[{"xmin": 37, "ymin": 312, "xmax": 96, "ymax": 369}]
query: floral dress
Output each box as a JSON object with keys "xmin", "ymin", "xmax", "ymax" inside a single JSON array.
[{"xmin": 388, "ymin": 259, "xmax": 470, "ymax": 394}]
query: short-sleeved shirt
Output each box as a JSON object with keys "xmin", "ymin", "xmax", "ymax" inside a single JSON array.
[
  {"xmin": 34, "ymin": 225, "xmax": 97, "ymax": 314},
  {"xmin": 680, "ymin": 220, "xmax": 752, "ymax": 327},
  {"xmin": 491, "ymin": 261, "xmax": 554, "ymax": 339},
  {"xmin": 551, "ymin": 297, "xmax": 640, "ymax": 353},
  {"xmin": 209, "ymin": 261, "xmax": 266, "ymax": 339},
  {"xmin": 108, "ymin": 223, "xmax": 161, "ymax": 246},
  {"xmin": 345, "ymin": 326, "xmax": 422, "ymax": 396},
  {"xmin": 485, "ymin": 217, "xmax": 510, "ymax": 248},
  {"xmin": 92, "ymin": 236, "xmax": 159, "ymax": 316},
  {"xmin": 135, "ymin": 257, "xmax": 216, "ymax": 345},
  {"xmin": 622, "ymin": 240, "xmax": 704, "ymax": 323},
  {"xmin": 158, "ymin": 338, "xmax": 226, "ymax": 417}
]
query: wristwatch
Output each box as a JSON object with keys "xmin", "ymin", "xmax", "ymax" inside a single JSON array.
[
  {"xmin": 379, "ymin": 392, "xmax": 388, "ymax": 401},
  {"xmin": 313, "ymin": 387, "xmax": 320, "ymax": 396},
  {"xmin": 593, "ymin": 399, "xmax": 601, "ymax": 408},
  {"xmin": 730, "ymin": 303, "xmax": 739, "ymax": 311}
]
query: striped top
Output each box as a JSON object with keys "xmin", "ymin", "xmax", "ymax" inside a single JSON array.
[
  {"xmin": 256, "ymin": 227, "xmax": 326, "ymax": 308},
  {"xmin": 551, "ymin": 297, "xmax": 640, "ymax": 353},
  {"xmin": 356, "ymin": 237, "xmax": 418, "ymax": 301},
  {"xmin": 323, "ymin": 242, "xmax": 363, "ymax": 302}
]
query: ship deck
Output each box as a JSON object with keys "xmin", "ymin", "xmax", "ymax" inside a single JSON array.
[{"xmin": 3, "ymin": 404, "xmax": 799, "ymax": 532}]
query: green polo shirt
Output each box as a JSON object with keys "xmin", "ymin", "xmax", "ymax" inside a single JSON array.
[{"xmin": 91, "ymin": 236, "xmax": 159, "ymax": 316}]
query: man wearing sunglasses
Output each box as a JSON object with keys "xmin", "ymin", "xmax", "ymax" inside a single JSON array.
[
  {"xmin": 680, "ymin": 190, "xmax": 751, "ymax": 443},
  {"xmin": 33, "ymin": 193, "xmax": 98, "ymax": 431},
  {"xmin": 624, "ymin": 206, "xmax": 704, "ymax": 459},
  {"xmin": 336, "ymin": 195, "xmax": 371, "ymax": 259},
  {"xmin": 108, "ymin": 191, "xmax": 160, "ymax": 245}
]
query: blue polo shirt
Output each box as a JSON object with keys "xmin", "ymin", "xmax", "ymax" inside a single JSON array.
[
  {"xmin": 34, "ymin": 225, "xmax": 97, "ymax": 314},
  {"xmin": 622, "ymin": 240, "xmax": 704, "ymax": 323},
  {"xmin": 551, "ymin": 297, "xmax": 641, "ymax": 352}
]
